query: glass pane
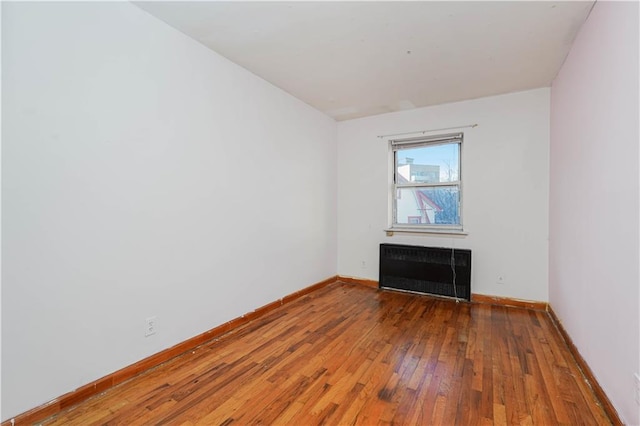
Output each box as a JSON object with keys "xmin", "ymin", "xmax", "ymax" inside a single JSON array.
[
  {"xmin": 396, "ymin": 143, "xmax": 459, "ymax": 183},
  {"xmin": 395, "ymin": 186, "xmax": 460, "ymax": 225}
]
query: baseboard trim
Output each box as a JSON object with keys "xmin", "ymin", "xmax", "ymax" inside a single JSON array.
[
  {"xmin": 337, "ymin": 275, "xmax": 378, "ymax": 288},
  {"xmin": 338, "ymin": 276, "xmax": 549, "ymax": 312},
  {"xmin": 547, "ymin": 306, "xmax": 623, "ymax": 425},
  {"xmin": 2, "ymin": 275, "xmax": 338, "ymax": 426},
  {"xmin": 471, "ymin": 293, "xmax": 548, "ymax": 311},
  {"xmin": 7, "ymin": 275, "xmax": 620, "ymax": 426}
]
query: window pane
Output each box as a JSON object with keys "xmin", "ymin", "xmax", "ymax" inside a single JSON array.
[
  {"xmin": 396, "ymin": 143, "xmax": 459, "ymax": 183},
  {"xmin": 395, "ymin": 186, "xmax": 460, "ymax": 225}
]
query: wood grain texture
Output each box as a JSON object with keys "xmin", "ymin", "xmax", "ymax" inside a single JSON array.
[
  {"xmin": 339, "ymin": 276, "xmax": 548, "ymax": 312},
  {"xmin": 2, "ymin": 275, "xmax": 337, "ymax": 426},
  {"xmin": 337, "ymin": 275, "xmax": 378, "ymax": 288},
  {"xmin": 34, "ymin": 283, "xmax": 612, "ymax": 426},
  {"xmin": 472, "ymin": 293, "xmax": 548, "ymax": 311},
  {"xmin": 548, "ymin": 306, "xmax": 623, "ymax": 425}
]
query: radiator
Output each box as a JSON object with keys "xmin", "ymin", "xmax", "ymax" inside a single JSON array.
[{"xmin": 379, "ymin": 243, "xmax": 472, "ymax": 301}]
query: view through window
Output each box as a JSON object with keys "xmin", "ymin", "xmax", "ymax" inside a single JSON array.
[{"xmin": 391, "ymin": 133, "xmax": 462, "ymax": 230}]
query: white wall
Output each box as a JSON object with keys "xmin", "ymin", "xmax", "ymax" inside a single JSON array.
[
  {"xmin": 1, "ymin": 2, "xmax": 337, "ymax": 420},
  {"xmin": 337, "ymin": 89, "xmax": 550, "ymax": 302},
  {"xmin": 549, "ymin": 2, "xmax": 639, "ymax": 424}
]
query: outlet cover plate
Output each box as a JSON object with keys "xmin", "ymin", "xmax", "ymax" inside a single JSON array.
[{"xmin": 145, "ymin": 316, "xmax": 157, "ymax": 337}]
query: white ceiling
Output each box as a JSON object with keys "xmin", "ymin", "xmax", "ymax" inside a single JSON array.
[{"xmin": 134, "ymin": 1, "xmax": 594, "ymax": 121}]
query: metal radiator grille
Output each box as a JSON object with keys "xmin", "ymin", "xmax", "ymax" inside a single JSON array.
[{"xmin": 379, "ymin": 244, "xmax": 472, "ymax": 301}]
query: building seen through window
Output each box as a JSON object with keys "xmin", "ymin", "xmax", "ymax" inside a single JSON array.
[{"xmin": 391, "ymin": 133, "xmax": 462, "ymax": 229}]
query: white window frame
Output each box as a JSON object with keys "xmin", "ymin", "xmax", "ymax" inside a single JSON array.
[{"xmin": 388, "ymin": 132, "xmax": 464, "ymax": 233}]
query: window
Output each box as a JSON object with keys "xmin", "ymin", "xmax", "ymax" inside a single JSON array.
[{"xmin": 390, "ymin": 132, "xmax": 463, "ymax": 231}]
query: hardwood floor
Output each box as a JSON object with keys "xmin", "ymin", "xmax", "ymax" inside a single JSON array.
[{"xmin": 41, "ymin": 282, "xmax": 611, "ymax": 425}]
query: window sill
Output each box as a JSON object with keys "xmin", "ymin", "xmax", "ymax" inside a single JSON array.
[{"xmin": 384, "ymin": 228, "xmax": 468, "ymax": 237}]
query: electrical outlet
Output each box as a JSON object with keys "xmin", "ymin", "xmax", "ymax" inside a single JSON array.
[
  {"xmin": 145, "ymin": 316, "xmax": 157, "ymax": 337},
  {"xmin": 634, "ymin": 373, "xmax": 640, "ymax": 405},
  {"xmin": 497, "ymin": 275, "xmax": 506, "ymax": 285}
]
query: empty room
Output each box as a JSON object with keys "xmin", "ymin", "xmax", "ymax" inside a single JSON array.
[{"xmin": 2, "ymin": 1, "xmax": 638, "ymax": 425}]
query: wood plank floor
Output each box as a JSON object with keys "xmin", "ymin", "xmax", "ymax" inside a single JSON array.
[{"xmin": 41, "ymin": 282, "xmax": 611, "ymax": 425}]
